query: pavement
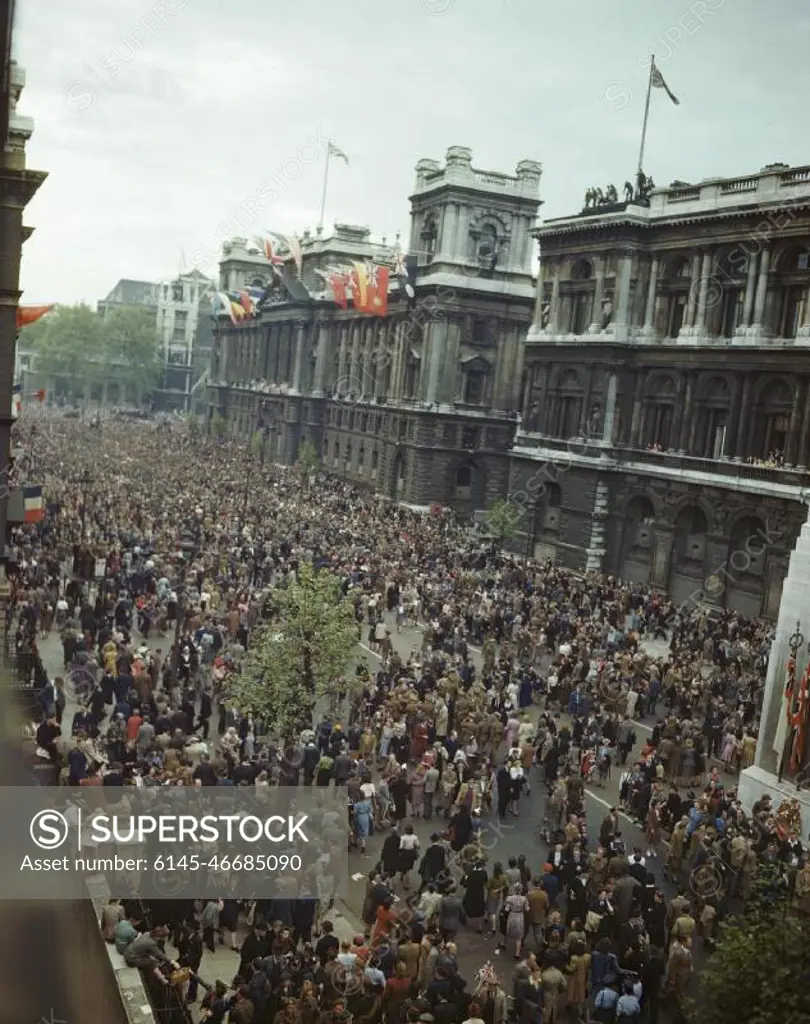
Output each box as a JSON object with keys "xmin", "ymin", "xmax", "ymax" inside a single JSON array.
[{"xmin": 30, "ymin": 607, "xmax": 708, "ymax": 1017}]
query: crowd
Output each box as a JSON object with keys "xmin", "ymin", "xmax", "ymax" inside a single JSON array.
[{"xmin": 5, "ymin": 410, "xmax": 810, "ymax": 1024}]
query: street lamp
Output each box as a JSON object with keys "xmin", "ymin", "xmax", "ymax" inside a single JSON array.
[{"xmin": 174, "ymin": 523, "xmax": 199, "ymax": 644}]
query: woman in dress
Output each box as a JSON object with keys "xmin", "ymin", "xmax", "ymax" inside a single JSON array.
[
  {"xmin": 461, "ymin": 858, "xmax": 488, "ymax": 933},
  {"xmin": 408, "ymin": 764, "xmax": 427, "ymax": 819},
  {"xmin": 645, "ymin": 801, "xmax": 661, "ymax": 860},
  {"xmin": 398, "ymin": 824, "xmax": 420, "ymax": 890},
  {"xmin": 353, "ymin": 796, "xmax": 373, "ymax": 854},
  {"xmin": 566, "ymin": 939, "xmax": 591, "ymax": 1023},
  {"xmin": 503, "ymin": 882, "xmax": 529, "ymax": 960},
  {"xmin": 485, "ymin": 862, "xmax": 507, "ymax": 939},
  {"xmin": 721, "ymin": 731, "xmax": 738, "ymax": 773}
]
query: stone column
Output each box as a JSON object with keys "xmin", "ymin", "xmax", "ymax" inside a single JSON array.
[
  {"xmin": 588, "ymin": 255, "xmax": 605, "ymax": 332},
  {"xmin": 533, "ymin": 259, "xmax": 546, "ymax": 327},
  {"xmin": 549, "ymin": 261, "xmax": 561, "ymax": 332},
  {"xmin": 536, "ymin": 365, "xmax": 549, "ymax": 433},
  {"xmin": 424, "ymin": 320, "xmax": 447, "ymax": 404},
  {"xmin": 750, "ymin": 503, "xmax": 810, "ymax": 777},
  {"xmin": 643, "ymin": 256, "xmax": 660, "ymax": 332},
  {"xmin": 612, "ymin": 250, "xmax": 634, "ymax": 343},
  {"xmin": 797, "ymin": 387, "xmax": 810, "ymax": 470},
  {"xmin": 797, "ymin": 286, "xmax": 810, "ymax": 340},
  {"xmin": 726, "ymin": 374, "xmax": 743, "ymax": 459},
  {"xmin": 751, "ymin": 247, "xmax": 771, "ymax": 329},
  {"xmin": 629, "ymin": 373, "xmax": 644, "ymax": 447},
  {"xmin": 677, "ymin": 373, "xmax": 694, "ymax": 451},
  {"xmin": 348, "ymin": 323, "xmax": 362, "ymax": 394},
  {"xmin": 585, "ymin": 480, "xmax": 610, "ymax": 571},
  {"xmin": 785, "ymin": 379, "xmax": 806, "ymax": 467},
  {"xmin": 442, "ymin": 203, "xmax": 459, "ymax": 258},
  {"xmin": 684, "ymin": 253, "xmax": 701, "ymax": 328},
  {"xmin": 694, "ymin": 249, "xmax": 712, "ymax": 334},
  {"xmin": 336, "ymin": 325, "xmax": 349, "ymax": 393},
  {"xmin": 580, "ymin": 368, "xmax": 593, "ymax": 432},
  {"xmin": 601, "ymin": 371, "xmax": 618, "ymax": 446},
  {"xmin": 734, "ymin": 377, "xmax": 752, "ymax": 460},
  {"xmin": 312, "ymin": 321, "xmax": 329, "ymax": 396},
  {"xmin": 741, "ymin": 251, "xmax": 758, "ymax": 328}
]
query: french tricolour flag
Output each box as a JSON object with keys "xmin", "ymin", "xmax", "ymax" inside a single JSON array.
[{"xmin": 23, "ymin": 485, "xmax": 44, "ymax": 523}]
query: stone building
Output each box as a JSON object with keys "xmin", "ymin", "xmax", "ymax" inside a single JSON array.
[
  {"xmin": 510, "ymin": 162, "xmax": 810, "ymax": 618},
  {"xmin": 206, "ymin": 146, "xmax": 542, "ymax": 512}
]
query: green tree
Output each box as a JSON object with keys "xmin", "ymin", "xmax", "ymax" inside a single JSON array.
[
  {"xmin": 298, "ymin": 437, "xmax": 320, "ymax": 474},
  {"xmin": 250, "ymin": 430, "xmax": 264, "ymax": 458},
  {"xmin": 693, "ymin": 884, "xmax": 808, "ymax": 1024},
  {"xmin": 226, "ymin": 563, "xmax": 358, "ymax": 736},
  {"xmin": 28, "ymin": 304, "xmax": 106, "ymax": 394},
  {"xmin": 210, "ymin": 411, "xmax": 226, "ymax": 438},
  {"xmin": 185, "ymin": 412, "xmax": 201, "ymax": 436},
  {"xmin": 101, "ymin": 305, "xmax": 161, "ymax": 399},
  {"xmin": 483, "ymin": 498, "xmax": 522, "ymax": 546}
]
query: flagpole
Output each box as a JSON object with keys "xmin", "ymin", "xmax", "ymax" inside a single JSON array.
[
  {"xmin": 318, "ymin": 145, "xmax": 331, "ymax": 233},
  {"xmin": 636, "ymin": 55, "xmax": 655, "ymax": 179}
]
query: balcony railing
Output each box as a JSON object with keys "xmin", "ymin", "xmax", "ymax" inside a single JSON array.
[{"xmin": 719, "ymin": 176, "xmax": 758, "ymax": 194}]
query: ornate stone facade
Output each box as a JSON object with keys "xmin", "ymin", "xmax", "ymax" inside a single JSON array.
[
  {"xmin": 206, "ymin": 147, "xmax": 542, "ymax": 514},
  {"xmin": 511, "ymin": 162, "xmax": 810, "ymax": 618}
]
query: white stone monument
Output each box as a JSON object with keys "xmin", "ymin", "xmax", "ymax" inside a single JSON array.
[{"xmin": 738, "ymin": 499, "xmax": 810, "ymax": 836}]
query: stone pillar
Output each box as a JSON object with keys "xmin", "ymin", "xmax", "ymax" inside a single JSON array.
[
  {"xmin": 629, "ymin": 373, "xmax": 644, "ymax": 447},
  {"xmin": 734, "ymin": 377, "xmax": 752, "ymax": 460},
  {"xmin": 651, "ymin": 525, "xmax": 674, "ymax": 588},
  {"xmin": 442, "ymin": 319, "xmax": 462, "ymax": 406},
  {"xmin": 753, "ymin": 504, "xmax": 810, "ymax": 775},
  {"xmin": 424, "ymin": 320, "xmax": 446, "ymax": 404},
  {"xmin": 290, "ymin": 320, "xmax": 306, "ymax": 392},
  {"xmin": 678, "ymin": 373, "xmax": 694, "ymax": 452},
  {"xmin": 549, "ymin": 261, "xmax": 561, "ymax": 332},
  {"xmin": 726, "ymin": 374, "xmax": 743, "ymax": 459},
  {"xmin": 694, "ymin": 249, "xmax": 712, "ymax": 334},
  {"xmin": 684, "ymin": 253, "xmax": 701, "ymax": 328},
  {"xmin": 585, "ymin": 480, "xmax": 610, "ymax": 571},
  {"xmin": 533, "ymin": 259, "xmax": 546, "ymax": 326},
  {"xmin": 312, "ymin": 321, "xmax": 329, "ymax": 396},
  {"xmin": 348, "ymin": 323, "xmax": 362, "ymax": 394},
  {"xmin": 751, "ymin": 247, "xmax": 771, "ymax": 329},
  {"xmin": 442, "ymin": 203, "xmax": 459, "ymax": 258},
  {"xmin": 643, "ymin": 256, "xmax": 660, "ymax": 332},
  {"xmin": 601, "ymin": 372, "xmax": 618, "ymax": 446},
  {"xmin": 797, "ymin": 386, "xmax": 810, "ymax": 470},
  {"xmin": 536, "ymin": 365, "xmax": 549, "ymax": 433},
  {"xmin": 580, "ymin": 368, "xmax": 593, "ymax": 432},
  {"xmin": 785, "ymin": 379, "xmax": 805, "ymax": 467},
  {"xmin": 612, "ymin": 250, "xmax": 634, "ymax": 343},
  {"xmin": 797, "ymin": 286, "xmax": 810, "ymax": 340},
  {"xmin": 741, "ymin": 251, "xmax": 758, "ymax": 328},
  {"xmin": 336, "ymin": 326, "xmax": 349, "ymax": 393},
  {"xmin": 588, "ymin": 255, "xmax": 605, "ymax": 332}
]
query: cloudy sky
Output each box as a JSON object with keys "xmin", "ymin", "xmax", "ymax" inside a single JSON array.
[{"xmin": 13, "ymin": 0, "xmax": 810, "ymax": 305}]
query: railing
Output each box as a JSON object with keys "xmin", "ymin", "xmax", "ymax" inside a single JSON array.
[
  {"xmin": 665, "ymin": 187, "xmax": 701, "ymax": 203},
  {"xmin": 780, "ymin": 166, "xmax": 810, "ymax": 186},
  {"xmin": 625, "ymin": 447, "xmax": 809, "ymax": 484},
  {"xmin": 719, "ymin": 177, "xmax": 758, "ymax": 194},
  {"xmin": 472, "ymin": 169, "xmax": 520, "ymax": 189}
]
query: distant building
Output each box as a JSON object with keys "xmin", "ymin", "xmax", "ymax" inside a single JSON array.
[
  {"xmin": 511, "ymin": 161, "xmax": 810, "ymax": 618},
  {"xmin": 206, "ymin": 146, "xmax": 543, "ymax": 514},
  {"xmin": 97, "ymin": 269, "xmax": 214, "ymax": 411}
]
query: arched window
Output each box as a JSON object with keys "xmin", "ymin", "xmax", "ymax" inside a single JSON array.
[
  {"xmin": 551, "ymin": 370, "xmax": 582, "ymax": 438},
  {"xmin": 697, "ymin": 376, "xmax": 731, "ymax": 458},
  {"xmin": 477, "ymin": 225, "xmax": 498, "ymax": 260},
  {"xmin": 333, "ymin": 440, "xmax": 340, "ymax": 467},
  {"xmin": 570, "ymin": 259, "xmax": 593, "ymax": 281},
  {"xmin": 455, "ymin": 464, "xmax": 473, "ymax": 498},
  {"xmin": 756, "ymin": 379, "xmax": 792, "ymax": 460},
  {"xmin": 641, "ymin": 374, "xmax": 677, "ymax": 450},
  {"xmin": 250, "ymin": 277, "xmax": 265, "ymax": 289},
  {"xmin": 421, "ymin": 218, "xmax": 437, "ymax": 263},
  {"xmin": 772, "ymin": 243, "xmax": 810, "ymax": 339},
  {"xmin": 659, "ymin": 255, "xmax": 692, "ymax": 338}
]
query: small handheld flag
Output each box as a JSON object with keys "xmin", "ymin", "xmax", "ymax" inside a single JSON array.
[{"xmin": 327, "ymin": 141, "xmax": 349, "ymax": 165}]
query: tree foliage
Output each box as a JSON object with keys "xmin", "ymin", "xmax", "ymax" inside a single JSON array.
[
  {"xmin": 250, "ymin": 430, "xmax": 264, "ymax": 457},
  {"xmin": 226, "ymin": 563, "xmax": 358, "ymax": 738},
  {"xmin": 692, "ymin": 898, "xmax": 810, "ymax": 1024},
  {"xmin": 483, "ymin": 498, "xmax": 522, "ymax": 545},
  {"xmin": 210, "ymin": 412, "xmax": 227, "ymax": 438},
  {"xmin": 24, "ymin": 303, "xmax": 160, "ymax": 400},
  {"xmin": 298, "ymin": 438, "xmax": 320, "ymax": 474}
]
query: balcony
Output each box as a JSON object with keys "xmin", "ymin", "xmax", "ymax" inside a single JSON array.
[{"xmin": 515, "ymin": 430, "xmax": 810, "ymax": 492}]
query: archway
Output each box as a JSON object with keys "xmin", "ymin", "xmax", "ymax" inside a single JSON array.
[
  {"xmin": 724, "ymin": 514, "xmax": 769, "ymax": 616},
  {"xmin": 532, "ymin": 481, "xmax": 562, "ymax": 561},
  {"xmin": 389, "ymin": 450, "xmax": 406, "ymax": 500},
  {"xmin": 621, "ymin": 495, "xmax": 655, "ymax": 581}
]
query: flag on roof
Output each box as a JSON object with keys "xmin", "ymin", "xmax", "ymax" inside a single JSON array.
[
  {"xmin": 23, "ymin": 485, "xmax": 44, "ymax": 523},
  {"xmin": 16, "ymin": 304, "xmax": 54, "ymax": 329},
  {"xmin": 284, "ymin": 234, "xmax": 303, "ymax": 276},
  {"xmin": 238, "ymin": 290, "xmax": 253, "ymax": 315},
  {"xmin": 327, "ymin": 141, "xmax": 349, "ymax": 165},
  {"xmin": 368, "ymin": 264, "xmax": 390, "ymax": 317},
  {"xmin": 392, "ymin": 248, "xmax": 417, "ymax": 307},
  {"xmin": 651, "ymin": 61, "xmax": 679, "ymax": 105},
  {"xmin": 351, "ymin": 261, "xmax": 369, "ymax": 312},
  {"xmin": 257, "ymin": 236, "xmax": 286, "ymax": 273}
]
